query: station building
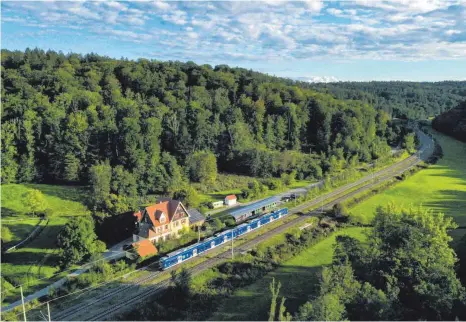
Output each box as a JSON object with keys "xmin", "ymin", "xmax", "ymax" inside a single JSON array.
[{"xmin": 229, "ymin": 196, "xmax": 280, "ymax": 223}]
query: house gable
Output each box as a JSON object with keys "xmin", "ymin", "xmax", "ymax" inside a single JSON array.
[{"xmin": 172, "ymin": 203, "xmax": 190, "ymax": 221}]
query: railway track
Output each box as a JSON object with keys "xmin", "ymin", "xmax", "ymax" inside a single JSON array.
[
  {"xmin": 54, "ymin": 131, "xmax": 432, "ymax": 321},
  {"xmin": 81, "ymin": 154, "xmax": 427, "ymax": 320}
]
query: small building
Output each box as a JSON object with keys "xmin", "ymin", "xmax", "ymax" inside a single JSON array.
[
  {"xmin": 188, "ymin": 208, "xmax": 205, "ymax": 228},
  {"xmin": 210, "ymin": 200, "xmax": 224, "ymax": 209},
  {"xmin": 130, "ymin": 239, "xmax": 158, "ymax": 258},
  {"xmin": 133, "ymin": 199, "xmax": 190, "ymax": 243},
  {"xmin": 224, "ymin": 194, "xmax": 237, "ymax": 206},
  {"xmin": 229, "ymin": 196, "xmax": 280, "ymax": 223}
]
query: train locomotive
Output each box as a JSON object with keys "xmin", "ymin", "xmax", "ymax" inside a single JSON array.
[{"xmin": 160, "ymin": 207, "xmax": 288, "ymax": 270}]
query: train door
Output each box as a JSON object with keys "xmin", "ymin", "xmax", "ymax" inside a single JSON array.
[
  {"xmin": 177, "ymin": 255, "xmax": 182, "ymax": 263},
  {"xmin": 211, "ymin": 241, "xmax": 215, "ymax": 248}
]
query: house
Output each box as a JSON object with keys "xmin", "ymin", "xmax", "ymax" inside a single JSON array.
[
  {"xmin": 188, "ymin": 208, "xmax": 205, "ymax": 228},
  {"xmin": 133, "ymin": 199, "xmax": 190, "ymax": 243},
  {"xmin": 210, "ymin": 200, "xmax": 223, "ymax": 209},
  {"xmin": 224, "ymin": 194, "xmax": 237, "ymax": 206},
  {"xmin": 130, "ymin": 239, "xmax": 158, "ymax": 258}
]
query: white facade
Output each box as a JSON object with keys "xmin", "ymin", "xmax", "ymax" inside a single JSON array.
[
  {"xmin": 224, "ymin": 196, "xmax": 237, "ymax": 206},
  {"xmin": 211, "ymin": 201, "xmax": 223, "ymax": 208}
]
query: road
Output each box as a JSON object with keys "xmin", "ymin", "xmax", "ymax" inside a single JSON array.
[{"xmin": 37, "ymin": 129, "xmax": 434, "ymax": 321}]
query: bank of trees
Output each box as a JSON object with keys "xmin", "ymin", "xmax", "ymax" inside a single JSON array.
[
  {"xmin": 297, "ymin": 205, "xmax": 466, "ymax": 321},
  {"xmin": 309, "ymin": 81, "xmax": 466, "ymax": 120},
  {"xmin": 432, "ymin": 100, "xmax": 466, "ymax": 143},
  {"xmin": 2, "ymin": 49, "xmax": 406, "ymax": 215}
]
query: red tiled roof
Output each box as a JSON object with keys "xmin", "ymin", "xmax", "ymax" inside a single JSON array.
[
  {"xmin": 132, "ymin": 239, "xmax": 158, "ymax": 257},
  {"xmin": 225, "ymin": 195, "xmax": 237, "ymax": 200},
  {"xmin": 133, "ymin": 210, "xmax": 143, "ymax": 221},
  {"xmin": 134, "ymin": 200, "xmax": 188, "ymax": 228}
]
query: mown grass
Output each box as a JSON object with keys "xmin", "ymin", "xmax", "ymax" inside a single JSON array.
[
  {"xmin": 1, "ymin": 184, "xmax": 89, "ymax": 304},
  {"xmin": 350, "ymin": 130, "xmax": 466, "ymax": 239},
  {"xmin": 196, "ymin": 173, "xmax": 314, "ymax": 205},
  {"xmin": 1, "ymin": 184, "xmax": 88, "ymax": 218},
  {"xmin": 209, "ymin": 227, "xmax": 368, "ymax": 321}
]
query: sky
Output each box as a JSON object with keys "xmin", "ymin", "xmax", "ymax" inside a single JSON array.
[{"xmin": 1, "ymin": 0, "xmax": 466, "ymax": 82}]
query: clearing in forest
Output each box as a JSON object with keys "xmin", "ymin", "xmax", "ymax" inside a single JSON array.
[{"xmin": 1, "ymin": 184, "xmax": 89, "ymax": 304}]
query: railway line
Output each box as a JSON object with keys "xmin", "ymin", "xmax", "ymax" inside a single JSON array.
[{"xmin": 49, "ymin": 130, "xmax": 433, "ymax": 321}]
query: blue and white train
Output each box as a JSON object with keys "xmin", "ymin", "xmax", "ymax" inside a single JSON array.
[{"xmin": 160, "ymin": 207, "xmax": 288, "ymax": 270}]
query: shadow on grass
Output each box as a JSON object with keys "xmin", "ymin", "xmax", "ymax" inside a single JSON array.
[
  {"xmin": 423, "ymin": 189, "xmax": 466, "ymax": 224},
  {"xmin": 207, "ymin": 264, "xmax": 324, "ymax": 321},
  {"xmin": 1, "ymin": 206, "xmax": 21, "ymax": 217},
  {"xmin": 23, "ymin": 183, "xmax": 88, "ymax": 205}
]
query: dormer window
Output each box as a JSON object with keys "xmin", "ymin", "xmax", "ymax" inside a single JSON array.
[{"xmin": 160, "ymin": 213, "xmax": 166, "ymax": 224}]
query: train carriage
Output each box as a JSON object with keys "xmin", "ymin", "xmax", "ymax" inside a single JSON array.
[
  {"xmin": 259, "ymin": 214, "xmax": 271, "ymax": 225},
  {"xmin": 248, "ymin": 219, "xmax": 260, "ymax": 230},
  {"xmin": 160, "ymin": 208, "xmax": 288, "ymax": 270},
  {"xmin": 234, "ymin": 223, "xmax": 249, "ymax": 237}
]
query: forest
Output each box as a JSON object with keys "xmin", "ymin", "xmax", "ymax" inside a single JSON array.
[
  {"xmin": 432, "ymin": 100, "xmax": 466, "ymax": 143},
  {"xmin": 1, "ymin": 48, "xmax": 408, "ymax": 216},
  {"xmin": 309, "ymin": 81, "xmax": 466, "ymax": 119}
]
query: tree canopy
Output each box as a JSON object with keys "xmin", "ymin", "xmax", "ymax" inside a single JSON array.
[
  {"xmin": 298, "ymin": 204, "xmax": 466, "ymax": 321},
  {"xmin": 432, "ymin": 100, "xmax": 466, "ymax": 143},
  {"xmin": 1, "ymin": 48, "xmax": 412, "ymax": 214},
  {"xmin": 56, "ymin": 216, "xmax": 106, "ymax": 267},
  {"xmin": 309, "ymin": 81, "xmax": 466, "ymax": 119}
]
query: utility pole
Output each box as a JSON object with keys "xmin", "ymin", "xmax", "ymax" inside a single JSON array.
[
  {"xmin": 20, "ymin": 286, "xmax": 27, "ymax": 322},
  {"xmin": 47, "ymin": 302, "xmax": 51, "ymax": 322},
  {"xmin": 231, "ymin": 233, "xmax": 234, "ymax": 260}
]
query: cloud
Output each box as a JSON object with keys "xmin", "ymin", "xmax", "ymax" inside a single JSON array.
[
  {"xmin": 151, "ymin": 1, "xmax": 171, "ymax": 11},
  {"xmin": 2, "ymin": 0, "xmax": 466, "ymax": 64},
  {"xmin": 296, "ymin": 76, "xmax": 340, "ymax": 83}
]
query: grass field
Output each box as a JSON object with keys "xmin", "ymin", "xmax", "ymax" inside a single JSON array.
[
  {"xmin": 210, "ymin": 227, "xmax": 368, "ymax": 321},
  {"xmin": 350, "ymin": 130, "xmax": 466, "ymax": 237},
  {"xmin": 1, "ymin": 184, "xmax": 89, "ymax": 304},
  {"xmin": 195, "ymin": 172, "xmax": 314, "ymax": 203}
]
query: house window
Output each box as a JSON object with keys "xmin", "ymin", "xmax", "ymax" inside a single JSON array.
[
  {"xmin": 181, "ymin": 219, "xmax": 186, "ymax": 224},
  {"xmin": 165, "ymin": 225, "xmax": 168, "ymax": 230}
]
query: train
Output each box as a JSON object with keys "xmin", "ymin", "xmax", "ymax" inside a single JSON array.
[{"xmin": 160, "ymin": 207, "xmax": 289, "ymax": 270}]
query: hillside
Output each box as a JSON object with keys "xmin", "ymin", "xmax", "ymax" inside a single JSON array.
[
  {"xmin": 309, "ymin": 81, "xmax": 466, "ymax": 119},
  {"xmin": 1, "ymin": 48, "xmax": 408, "ymax": 216},
  {"xmin": 432, "ymin": 101, "xmax": 466, "ymax": 143}
]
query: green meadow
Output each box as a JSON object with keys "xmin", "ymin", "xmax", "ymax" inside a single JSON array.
[
  {"xmin": 350, "ymin": 130, "xmax": 466, "ymax": 239},
  {"xmin": 210, "ymin": 227, "xmax": 368, "ymax": 321},
  {"xmin": 209, "ymin": 129, "xmax": 466, "ymax": 320},
  {"xmin": 1, "ymin": 184, "xmax": 89, "ymax": 304}
]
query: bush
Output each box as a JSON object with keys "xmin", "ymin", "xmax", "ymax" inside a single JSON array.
[
  {"xmin": 224, "ymin": 218, "xmax": 236, "ymax": 227},
  {"xmin": 332, "ymin": 203, "xmax": 349, "ymax": 220},
  {"xmin": 265, "ymin": 178, "xmax": 283, "ymax": 191}
]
